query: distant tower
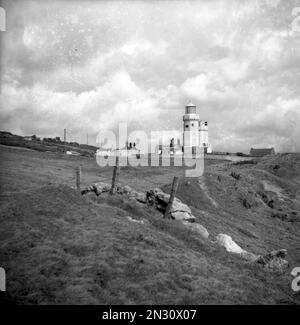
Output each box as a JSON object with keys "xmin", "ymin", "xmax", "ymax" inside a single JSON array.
[
  {"xmin": 199, "ymin": 120, "xmax": 212, "ymax": 153},
  {"xmin": 183, "ymin": 102, "xmax": 200, "ymax": 151},
  {"xmin": 199, "ymin": 121, "xmax": 208, "ymax": 148}
]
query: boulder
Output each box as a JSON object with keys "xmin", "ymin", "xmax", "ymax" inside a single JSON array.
[
  {"xmin": 182, "ymin": 221, "xmax": 209, "ymax": 239},
  {"xmin": 257, "ymin": 256, "xmax": 289, "ymax": 273},
  {"xmin": 127, "ymin": 190, "xmax": 147, "ymax": 203},
  {"xmin": 154, "ymin": 188, "xmax": 170, "ymax": 203},
  {"xmin": 126, "ymin": 216, "xmax": 145, "ymax": 224},
  {"xmin": 122, "ymin": 185, "xmax": 134, "ymax": 194},
  {"xmin": 83, "ymin": 184, "xmax": 195, "ymax": 221},
  {"xmin": 92, "ymin": 182, "xmax": 111, "ymax": 195},
  {"xmin": 135, "ymin": 193, "xmax": 147, "ymax": 204},
  {"xmin": 81, "ymin": 185, "xmax": 95, "ymax": 195},
  {"xmin": 269, "ymin": 249, "xmax": 287, "ymax": 259},
  {"xmin": 256, "ymin": 249, "xmax": 289, "ymax": 273},
  {"xmin": 146, "ymin": 188, "xmax": 193, "ymax": 218},
  {"xmin": 170, "ymin": 199, "xmax": 192, "ymax": 214},
  {"xmin": 171, "ymin": 211, "xmax": 196, "ymax": 222},
  {"xmin": 216, "ymin": 234, "xmax": 245, "ymax": 254}
]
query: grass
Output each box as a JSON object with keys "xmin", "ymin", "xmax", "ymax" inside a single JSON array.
[{"xmin": 0, "ymin": 145, "xmax": 299, "ymax": 304}]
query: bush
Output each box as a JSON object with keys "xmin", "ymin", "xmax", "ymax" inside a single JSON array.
[
  {"xmin": 233, "ymin": 160, "xmax": 257, "ymax": 166},
  {"xmin": 230, "ymin": 171, "xmax": 241, "ymax": 180}
]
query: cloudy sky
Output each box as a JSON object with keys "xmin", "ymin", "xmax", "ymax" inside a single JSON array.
[{"xmin": 0, "ymin": 0, "xmax": 300, "ymax": 152}]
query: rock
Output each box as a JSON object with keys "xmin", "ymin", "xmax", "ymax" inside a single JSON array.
[
  {"xmin": 92, "ymin": 182, "xmax": 111, "ymax": 195},
  {"xmin": 182, "ymin": 221, "xmax": 209, "ymax": 239},
  {"xmin": 147, "ymin": 188, "xmax": 192, "ymax": 216},
  {"xmin": 151, "ymin": 188, "xmax": 194, "ymax": 220},
  {"xmin": 122, "ymin": 185, "xmax": 134, "ymax": 194},
  {"xmin": 265, "ymin": 258, "xmax": 289, "ymax": 273},
  {"xmin": 257, "ymin": 249, "xmax": 287, "ymax": 262},
  {"xmin": 256, "ymin": 249, "xmax": 288, "ymax": 273},
  {"xmin": 127, "ymin": 190, "xmax": 147, "ymax": 203},
  {"xmin": 135, "ymin": 193, "xmax": 147, "ymax": 204},
  {"xmin": 270, "ymin": 249, "xmax": 287, "ymax": 258},
  {"xmin": 110, "ymin": 185, "xmax": 148, "ymax": 203},
  {"xmin": 83, "ymin": 184, "xmax": 194, "ymax": 221},
  {"xmin": 126, "ymin": 216, "xmax": 145, "ymax": 224},
  {"xmin": 171, "ymin": 211, "xmax": 196, "ymax": 222},
  {"xmin": 152, "ymin": 188, "xmax": 170, "ymax": 204},
  {"xmin": 216, "ymin": 234, "xmax": 245, "ymax": 254},
  {"xmin": 170, "ymin": 199, "xmax": 192, "ymax": 214},
  {"xmin": 123, "ymin": 185, "xmax": 132, "ymax": 193},
  {"xmin": 81, "ymin": 185, "xmax": 95, "ymax": 195}
]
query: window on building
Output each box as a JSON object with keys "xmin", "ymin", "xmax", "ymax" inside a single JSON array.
[
  {"xmin": 191, "ymin": 123, "xmax": 194, "ymax": 127},
  {"xmin": 185, "ymin": 125, "xmax": 188, "ymax": 128}
]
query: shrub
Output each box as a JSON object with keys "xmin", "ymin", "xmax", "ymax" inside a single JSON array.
[
  {"xmin": 233, "ymin": 160, "xmax": 257, "ymax": 166},
  {"xmin": 230, "ymin": 171, "xmax": 241, "ymax": 180}
]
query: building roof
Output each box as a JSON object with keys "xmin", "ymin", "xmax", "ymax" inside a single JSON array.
[
  {"xmin": 250, "ymin": 148, "xmax": 275, "ymax": 157},
  {"xmin": 186, "ymin": 101, "xmax": 196, "ymax": 107}
]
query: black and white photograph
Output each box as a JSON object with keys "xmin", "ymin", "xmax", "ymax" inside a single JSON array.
[{"xmin": 0, "ymin": 0, "xmax": 300, "ymax": 308}]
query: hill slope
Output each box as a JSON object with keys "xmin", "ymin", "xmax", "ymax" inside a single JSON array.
[
  {"xmin": 0, "ymin": 146, "xmax": 299, "ymax": 304},
  {"xmin": 0, "ymin": 131, "xmax": 97, "ymax": 157}
]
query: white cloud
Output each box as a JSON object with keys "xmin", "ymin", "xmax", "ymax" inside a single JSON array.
[
  {"xmin": 180, "ymin": 72, "xmax": 236, "ymax": 104},
  {"xmin": 121, "ymin": 39, "xmax": 168, "ymax": 56},
  {"xmin": 221, "ymin": 59, "xmax": 249, "ymax": 83},
  {"xmin": 181, "ymin": 74, "xmax": 209, "ymax": 101},
  {"xmin": 0, "ymin": 71, "xmax": 166, "ymax": 143}
]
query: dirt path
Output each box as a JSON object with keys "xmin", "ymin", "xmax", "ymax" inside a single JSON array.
[{"xmin": 197, "ymin": 176, "xmax": 219, "ymax": 208}]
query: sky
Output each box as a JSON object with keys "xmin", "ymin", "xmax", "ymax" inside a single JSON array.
[{"xmin": 0, "ymin": 0, "xmax": 300, "ymax": 152}]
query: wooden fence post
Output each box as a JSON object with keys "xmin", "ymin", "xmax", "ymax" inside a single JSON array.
[
  {"xmin": 76, "ymin": 166, "xmax": 81, "ymax": 192},
  {"xmin": 110, "ymin": 154, "xmax": 120, "ymax": 194},
  {"xmin": 164, "ymin": 176, "xmax": 179, "ymax": 219}
]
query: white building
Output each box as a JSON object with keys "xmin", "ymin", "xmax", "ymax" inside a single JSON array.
[{"xmin": 183, "ymin": 102, "xmax": 212, "ymax": 154}]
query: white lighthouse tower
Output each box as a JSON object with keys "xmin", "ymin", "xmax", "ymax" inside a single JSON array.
[
  {"xmin": 182, "ymin": 102, "xmax": 212, "ymax": 154},
  {"xmin": 183, "ymin": 102, "xmax": 200, "ymax": 152},
  {"xmin": 199, "ymin": 121, "xmax": 208, "ymax": 147}
]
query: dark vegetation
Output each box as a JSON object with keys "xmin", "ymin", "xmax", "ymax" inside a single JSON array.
[
  {"xmin": 233, "ymin": 159, "xmax": 258, "ymax": 166},
  {"xmin": 0, "ymin": 131, "xmax": 97, "ymax": 157},
  {"xmin": 230, "ymin": 171, "xmax": 241, "ymax": 180}
]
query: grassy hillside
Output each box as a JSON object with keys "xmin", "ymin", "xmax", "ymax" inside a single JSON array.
[
  {"xmin": 0, "ymin": 131, "xmax": 97, "ymax": 157},
  {"xmin": 0, "ymin": 145, "xmax": 299, "ymax": 304}
]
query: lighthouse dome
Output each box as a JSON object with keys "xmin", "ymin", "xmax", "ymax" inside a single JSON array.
[
  {"xmin": 185, "ymin": 101, "xmax": 197, "ymax": 114},
  {"xmin": 186, "ymin": 101, "xmax": 196, "ymax": 107}
]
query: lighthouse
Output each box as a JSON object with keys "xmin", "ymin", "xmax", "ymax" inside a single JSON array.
[
  {"xmin": 155, "ymin": 101, "xmax": 212, "ymax": 155},
  {"xmin": 183, "ymin": 102, "xmax": 200, "ymax": 152},
  {"xmin": 199, "ymin": 121, "xmax": 208, "ymax": 147},
  {"xmin": 183, "ymin": 102, "xmax": 212, "ymax": 154}
]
